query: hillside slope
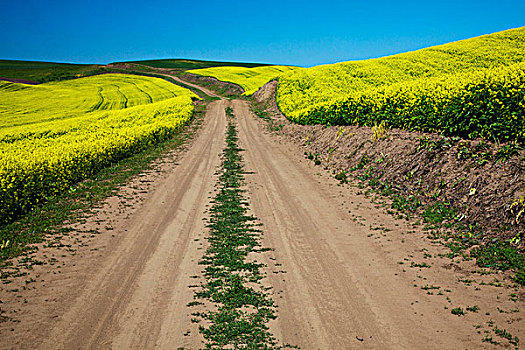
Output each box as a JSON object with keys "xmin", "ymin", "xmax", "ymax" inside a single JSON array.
[
  {"xmin": 0, "ymin": 60, "xmax": 106, "ymax": 83},
  {"xmin": 0, "ymin": 74, "xmax": 197, "ymax": 225},
  {"xmin": 276, "ymin": 27, "xmax": 525, "ymax": 142},
  {"xmin": 121, "ymin": 58, "xmax": 269, "ymax": 70},
  {"xmin": 187, "ymin": 65, "xmax": 301, "ymax": 95}
]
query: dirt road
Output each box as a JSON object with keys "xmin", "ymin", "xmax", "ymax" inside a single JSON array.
[{"xmin": 1, "ymin": 98, "xmax": 523, "ymax": 349}]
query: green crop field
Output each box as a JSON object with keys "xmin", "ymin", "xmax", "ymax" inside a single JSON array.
[
  {"xmin": 121, "ymin": 58, "xmax": 270, "ymax": 70},
  {"xmin": 0, "ymin": 74, "xmax": 197, "ymax": 224},
  {"xmin": 277, "ymin": 27, "xmax": 525, "ymax": 143},
  {"xmin": 187, "ymin": 65, "xmax": 301, "ymax": 95},
  {"xmin": 0, "ymin": 59, "xmax": 108, "ymax": 83}
]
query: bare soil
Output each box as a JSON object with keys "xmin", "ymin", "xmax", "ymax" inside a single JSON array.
[{"xmin": 0, "ymin": 94, "xmax": 523, "ymax": 349}]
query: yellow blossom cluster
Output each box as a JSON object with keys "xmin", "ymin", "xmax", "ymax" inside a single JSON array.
[{"xmin": 276, "ymin": 26, "xmax": 525, "ymax": 142}]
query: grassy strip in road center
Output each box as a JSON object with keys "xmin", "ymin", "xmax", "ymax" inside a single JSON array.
[{"xmin": 190, "ymin": 107, "xmax": 293, "ymax": 349}]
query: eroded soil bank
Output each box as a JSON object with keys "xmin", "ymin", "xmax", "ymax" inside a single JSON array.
[{"xmin": 254, "ymin": 81, "xmax": 525, "ymax": 245}]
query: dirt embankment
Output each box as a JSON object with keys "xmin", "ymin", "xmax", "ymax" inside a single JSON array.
[
  {"xmin": 253, "ymin": 81, "xmax": 525, "ymax": 245},
  {"xmin": 182, "ymin": 73, "xmax": 244, "ymax": 97}
]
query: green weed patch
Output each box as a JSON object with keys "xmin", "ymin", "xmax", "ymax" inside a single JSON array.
[{"xmin": 190, "ymin": 109, "xmax": 294, "ymax": 349}]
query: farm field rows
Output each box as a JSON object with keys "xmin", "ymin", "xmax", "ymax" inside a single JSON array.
[
  {"xmin": 0, "ymin": 74, "xmax": 197, "ymax": 226},
  {"xmin": 0, "ymin": 59, "xmax": 107, "ymax": 83}
]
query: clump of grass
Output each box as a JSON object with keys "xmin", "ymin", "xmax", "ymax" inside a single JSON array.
[
  {"xmin": 471, "ymin": 242, "xmax": 525, "ymax": 285},
  {"xmin": 494, "ymin": 326, "xmax": 520, "ymax": 346},
  {"xmin": 422, "ymin": 201, "xmax": 456, "ymax": 225},
  {"xmin": 451, "ymin": 307, "xmax": 465, "ymax": 316},
  {"xmin": 225, "ymin": 106, "xmax": 234, "ymax": 118},
  {"xmin": 482, "ymin": 335, "xmax": 500, "ymax": 345},
  {"xmin": 466, "ymin": 305, "xmax": 480, "ymax": 312},
  {"xmin": 371, "ymin": 120, "xmax": 389, "ymax": 142},
  {"xmin": 335, "ymin": 171, "xmax": 348, "ymax": 184}
]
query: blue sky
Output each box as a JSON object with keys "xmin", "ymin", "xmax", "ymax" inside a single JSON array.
[{"xmin": 1, "ymin": 0, "xmax": 524, "ymax": 67}]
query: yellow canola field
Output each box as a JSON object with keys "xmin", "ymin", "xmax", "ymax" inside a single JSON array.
[
  {"xmin": 294, "ymin": 62, "xmax": 525, "ymax": 142},
  {"xmin": 0, "ymin": 74, "xmax": 197, "ymax": 223},
  {"xmin": 277, "ymin": 26, "xmax": 525, "ymax": 132},
  {"xmin": 187, "ymin": 65, "xmax": 300, "ymax": 95}
]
